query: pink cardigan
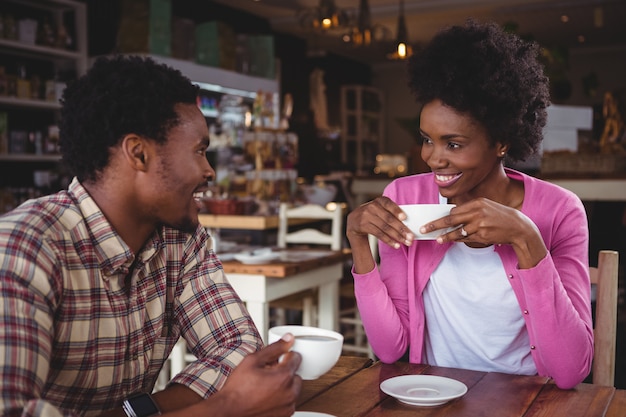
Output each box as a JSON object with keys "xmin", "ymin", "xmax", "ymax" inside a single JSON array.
[{"xmin": 353, "ymin": 169, "xmax": 593, "ymax": 389}]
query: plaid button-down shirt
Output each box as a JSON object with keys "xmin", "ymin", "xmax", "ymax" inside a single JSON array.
[{"xmin": 0, "ymin": 178, "xmax": 262, "ymax": 417}]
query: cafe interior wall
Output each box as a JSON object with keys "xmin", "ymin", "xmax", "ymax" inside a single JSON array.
[
  {"xmin": 372, "ymin": 45, "xmax": 626, "ymax": 160},
  {"xmin": 81, "ymin": 0, "xmax": 626, "ymax": 173},
  {"xmin": 86, "ymin": 0, "xmax": 372, "ymax": 180}
]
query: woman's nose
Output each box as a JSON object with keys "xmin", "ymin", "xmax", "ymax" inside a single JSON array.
[{"xmin": 423, "ymin": 145, "xmax": 446, "ymax": 169}]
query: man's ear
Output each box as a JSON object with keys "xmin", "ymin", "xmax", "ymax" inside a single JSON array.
[{"xmin": 120, "ymin": 134, "xmax": 149, "ymax": 171}]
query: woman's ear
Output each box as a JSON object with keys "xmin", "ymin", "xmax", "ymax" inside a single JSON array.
[{"xmin": 121, "ymin": 134, "xmax": 149, "ymax": 171}]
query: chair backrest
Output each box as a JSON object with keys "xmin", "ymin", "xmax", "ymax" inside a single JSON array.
[
  {"xmin": 590, "ymin": 249, "xmax": 619, "ymax": 386},
  {"xmin": 277, "ymin": 203, "xmax": 343, "ymax": 250}
]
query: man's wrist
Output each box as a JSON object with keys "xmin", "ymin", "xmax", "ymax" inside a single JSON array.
[{"xmin": 122, "ymin": 393, "xmax": 162, "ymax": 417}]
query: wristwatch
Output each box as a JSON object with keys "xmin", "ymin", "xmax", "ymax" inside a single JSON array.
[{"xmin": 122, "ymin": 393, "xmax": 161, "ymax": 417}]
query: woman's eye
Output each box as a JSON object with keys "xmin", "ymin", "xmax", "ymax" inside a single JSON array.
[
  {"xmin": 421, "ymin": 136, "xmax": 432, "ymax": 144},
  {"xmin": 447, "ymin": 142, "xmax": 461, "ymax": 149}
]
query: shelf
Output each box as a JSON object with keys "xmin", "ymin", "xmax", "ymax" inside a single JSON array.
[
  {"xmin": 0, "ymin": 0, "xmax": 88, "ymax": 74},
  {"xmin": 199, "ymin": 108, "xmax": 219, "ymax": 118},
  {"xmin": 0, "ymin": 38, "xmax": 82, "ymax": 60},
  {"xmin": 0, "ymin": 153, "xmax": 61, "ymax": 162},
  {"xmin": 0, "ymin": 96, "xmax": 61, "ymax": 110},
  {"xmin": 343, "ymin": 136, "xmax": 380, "ymax": 142},
  {"xmin": 343, "ymin": 110, "xmax": 382, "ymax": 118},
  {"xmin": 96, "ymin": 55, "xmax": 280, "ymax": 95},
  {"xmin": 340, "ymin": 85, "xmax": 384, "ymax": 175},
  {"xmin": 0, "ymin": 0, "xmax": 86, "ymax": 208}
]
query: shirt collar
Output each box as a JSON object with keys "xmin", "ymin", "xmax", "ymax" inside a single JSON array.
[{"xmin": 67, "ymin": 177, "xmax": 164, "ymax": 278}]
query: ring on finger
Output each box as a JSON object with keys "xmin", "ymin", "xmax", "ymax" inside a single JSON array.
[{"xmin": 460, "ymin": 226, "xmax": 468, "ymax": 238}]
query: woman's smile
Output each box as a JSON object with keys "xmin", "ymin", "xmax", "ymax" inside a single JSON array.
[{"xmin": 433, "ymin": 172, "xmax": 463, "ymax": 188}]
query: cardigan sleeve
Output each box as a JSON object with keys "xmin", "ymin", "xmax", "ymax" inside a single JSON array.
[
  {"xmin": 352, "ymin": 241, "xmax": 413, "ymax": 363},
  {"xmin": 351, "ymin": 178, "xmax": 422, "ymax": 363},
  {"xmin": 514, "ymin": 191, "xmax": 593, "ymax": 389}
]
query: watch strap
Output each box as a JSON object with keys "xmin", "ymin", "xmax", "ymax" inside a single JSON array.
[{"xmin": 122, "ymin": 393, "xmax": 161, "ymax": 417}]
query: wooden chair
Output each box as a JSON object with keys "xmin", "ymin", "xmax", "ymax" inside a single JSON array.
[
  {"xmin": 590, "ymin": 249, "xmax": 619, "ymax": 386},
  {"xmin": 270, "ymin": 203, "xmax": 343, "ymax": 326},
  {"xmin": 339, "ymin": 234, "xmax": 376, "ymax": 359}
]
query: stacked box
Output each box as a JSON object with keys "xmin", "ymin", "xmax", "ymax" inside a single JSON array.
[
  {"xmin": 542, "ymin": 104, "xmax": 593, "ymax": 152},
  {"xmin": 171, "ymin": 17, "xmax": 195, "ymax": 60},
  {"xmin": 116, "ymin": 0, "xmax": 171, "ymax": 56},
  {"xmin": 195, "ymin": 21, "xmax": 236, "ymax": 70},
  {"xmin": 247, "ymin": 35, "xmax": 275, "ymax": 79}
]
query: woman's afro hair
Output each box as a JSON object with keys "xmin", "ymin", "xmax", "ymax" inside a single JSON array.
[{"xmin": 407, "ymin": 20, "xmax": 550, "ymax": 162}]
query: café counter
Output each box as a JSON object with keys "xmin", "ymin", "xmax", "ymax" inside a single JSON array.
[{"xmin": 351, "ymin": 176, "xmax": 626, "ymax": 205}]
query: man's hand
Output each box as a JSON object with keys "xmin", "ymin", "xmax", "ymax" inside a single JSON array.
[{"xmin": 216, "ymin": 333, "xmax": 302, "ymax": 417}]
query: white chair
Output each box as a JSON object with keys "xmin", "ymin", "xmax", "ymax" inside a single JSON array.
[
  {"xmin": 339, "ymin": 234, "xmax": 376, "ymax": 359},
  {"xmin": 277, "ymin": 203, "xmax": 343, "ymax": 250},
  {"xmin": 590, "ymin": 249, "xmax": 619, "ymax": 386},
  {"xmin": 270, "ymin": 203, "xmax": 343, "ymax": 327}
]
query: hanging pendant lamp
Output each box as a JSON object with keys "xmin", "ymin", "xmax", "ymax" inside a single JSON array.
[
  {"xmin": 299, "ymin": 0, "xmax": 350, "ymax": 31},
  {"xmin": 389, "ymin": 0, "xmax": 413, "ymax": 59},
  {"xmin": 343, "ymin": 0, "xmax": 391, "ymax": 47}
]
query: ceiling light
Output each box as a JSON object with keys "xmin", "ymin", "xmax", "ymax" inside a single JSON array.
[
  {"xmin": 299, "ymin": 0, "xmax": 350, "ymax": 31},
  {"xmin": 343, "ymin": 0, "xmax": 391, "ymax": 47},
  {"xmin": 388, "ymin": 0, "xmax": 413, "ymax": 60}
]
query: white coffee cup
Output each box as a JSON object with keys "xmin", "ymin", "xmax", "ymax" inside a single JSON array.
[
  {"xmin": 268, "ymin": 325, "xmax": 343, "ymax": 380},
  {"xmin": 399, "ymin": 204, "xmax": 456, "ymax": 240}
]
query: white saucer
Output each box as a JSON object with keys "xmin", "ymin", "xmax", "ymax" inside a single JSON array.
[
  {"xmin": 380, "ymin": 375, "xmax": 468, "ymax": 407},
  {"xmin": 233, "ymin": 251, "xmax": 280, "ymax": 264},
  {"xmin": 292, "ymin": 413, "xmax": 336, "ymax": 417}
]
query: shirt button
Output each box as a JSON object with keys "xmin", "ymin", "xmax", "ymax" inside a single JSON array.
[
  {"xmin": 508, "ymin": 274, "xmax": 514, "ymax": 279},
  {"xmin": 530, "ymin": 345, "xmax": 536, "ymax": 350},
  {"xmin": 523, "ymin": 310, "xmax": 529, "ymax": 314}
]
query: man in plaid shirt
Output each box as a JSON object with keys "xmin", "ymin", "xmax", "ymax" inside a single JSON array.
[{"xmin": 0, "ymin": 56, "xmax": 302, "ymax": 417}]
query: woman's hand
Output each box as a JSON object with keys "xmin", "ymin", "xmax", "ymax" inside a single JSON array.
[
  {"xmin": 421, "ymin": 198, "xmax": 547, "ymax": 268},
  {"xmin": 346, "ymin": 197, "xmax": 414, "ymax": 274}
]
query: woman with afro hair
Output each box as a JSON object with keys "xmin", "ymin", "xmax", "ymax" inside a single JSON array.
[{"xmin": 346, "ymin": 20, "xmax": 592, "ymax": 389}]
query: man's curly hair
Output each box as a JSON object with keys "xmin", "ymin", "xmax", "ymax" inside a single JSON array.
[
  {"xmin": 407, "ymin": 20, "xmax": 550, "ymax": 162},
  {"xmin": 59, "ymin": 55, "xmax": 199, "ymax": 182}
]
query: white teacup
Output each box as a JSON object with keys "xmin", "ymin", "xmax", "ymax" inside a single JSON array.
[
  {"xmin": 268, "ymin": 325, "xmax": 343, "ymax": 380},
  {"xmin": 400, "ymin": 204, "xmax": 456, "ymax": 240}
]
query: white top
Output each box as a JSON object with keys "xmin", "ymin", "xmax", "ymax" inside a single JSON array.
[{"xmin": 423, "ymin": 242, "xmax": 537, "ymax": 375}]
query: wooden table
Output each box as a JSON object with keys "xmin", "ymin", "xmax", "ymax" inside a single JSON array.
[
  {"xmin": 198, "ymin": 214, "xmax": 314, "ymax": 230},
  {"xmin": 298, "ymin": 356, "xmax": 626, "ymax": 416},
  {"xmin": 220, "ymin": 249, "xmax": 350, "ymax": 342}
]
